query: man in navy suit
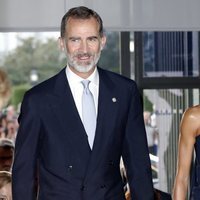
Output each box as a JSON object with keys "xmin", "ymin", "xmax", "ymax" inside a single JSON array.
[{"xmin": 12, "ymin": 6, "xmax": 154, "ymax": 200}]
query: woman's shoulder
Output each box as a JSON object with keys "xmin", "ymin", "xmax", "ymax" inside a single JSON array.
[
  {"xmin": 181, "ymin": 105, "xmax": 200, "ymax": 137},
  {"xmin": 184, "ymin": 105, "xmax": 200, "ymax": 119}
]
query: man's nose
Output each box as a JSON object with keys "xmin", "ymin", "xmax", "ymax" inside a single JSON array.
[{"xmin": 79, "ymin": 40, "xmax": 89, "ymax": 53}]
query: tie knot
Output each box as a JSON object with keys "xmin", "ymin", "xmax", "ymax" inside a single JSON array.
[{"xmin": 81, "ymin": 80, "xmax": 90, "ymax": 89}]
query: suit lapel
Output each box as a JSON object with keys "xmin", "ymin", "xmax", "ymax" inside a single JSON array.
[
  {"xmin": 48, "ymin": 69, "xmax": 91, "ymax": 162},
  {"xmin": 84, "ymin": 68, "xmax": 119, "ymax": 181}
]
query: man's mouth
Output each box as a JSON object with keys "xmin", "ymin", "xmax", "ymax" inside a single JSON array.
[{"xmin": 76, "ymin": 53, "xmax": 92, "ymax": 60}]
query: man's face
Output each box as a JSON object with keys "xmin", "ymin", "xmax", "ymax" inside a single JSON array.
[
  {"xmin": 60, "ymin": 17, "xmax": 106, "ymax": 77},
  {"xmin": 0, "ymin": 147, "xmax": 13, "ymax": 171}
]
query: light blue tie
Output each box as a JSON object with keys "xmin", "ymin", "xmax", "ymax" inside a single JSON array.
[{"xmin": 81, "ymin": 80, "xmax": 96, "ymax": 149}]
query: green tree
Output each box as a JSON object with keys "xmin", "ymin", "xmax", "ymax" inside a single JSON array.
[
  {"xmin": 1, "ymin": 37, "xmax": 66, "ymax": 85},
  {"xmin": 11, "ymin": 84, "xmax": 30, "ymax": 108}
]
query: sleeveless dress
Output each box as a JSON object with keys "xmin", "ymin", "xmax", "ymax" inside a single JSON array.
[{"xmin": 190, "ymin": 135, "xmax": 200, "ymax": 199}]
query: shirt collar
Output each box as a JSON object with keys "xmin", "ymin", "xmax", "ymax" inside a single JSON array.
[{"xmin": 66, "ymin": 66, "xmax": 99, "ymax": 86}]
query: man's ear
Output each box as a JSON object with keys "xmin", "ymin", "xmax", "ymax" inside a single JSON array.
[
  {"xmin": 58, "ymin": 37, "xmax": 65, "ymax": 51},
  {"xmin": 100, "ymin": 35, "xmax": 107, "ymax": 50}
]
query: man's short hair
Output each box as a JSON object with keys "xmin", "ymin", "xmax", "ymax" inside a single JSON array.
[{"xmin": 60, "ymin": 6, "xmax": 104, "ymax": 38}]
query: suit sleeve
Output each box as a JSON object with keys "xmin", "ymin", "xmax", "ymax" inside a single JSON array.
[
  {"xmin": 12, "ymin": 91, "xmax": 41, "ymax": 200},
  {"xmin": 122, "ymin": 83, "xmax": 154, "ymax": 200}
]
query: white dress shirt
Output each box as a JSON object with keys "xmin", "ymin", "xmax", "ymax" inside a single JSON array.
[{"xmin": 65, "ymin": 66, "xmax": 99, "ymax": 121}]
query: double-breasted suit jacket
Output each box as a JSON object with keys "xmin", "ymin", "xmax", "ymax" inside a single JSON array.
[{"xmin": 12, "ymin": 67, "xmax": 154, "ymax": 200}]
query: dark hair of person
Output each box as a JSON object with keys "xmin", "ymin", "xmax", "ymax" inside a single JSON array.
[{"xmin": 60, "ymin": 6, "xmax": 104, "ymax": 38}]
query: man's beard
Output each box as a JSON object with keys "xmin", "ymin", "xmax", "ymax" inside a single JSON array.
[{"xmin": 66, "ymin": 51, "xmax": 101, "ymax": 73}]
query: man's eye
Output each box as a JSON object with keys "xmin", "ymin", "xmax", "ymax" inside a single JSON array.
[
  {"xmin": 70, "ymin": 38, "xmax": 80, "ymax": 42},
  {"xmin": 88, "ymin": 37, "xmax": 98, "ymax": 42}
]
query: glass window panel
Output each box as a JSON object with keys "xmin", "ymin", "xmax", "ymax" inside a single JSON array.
[
  {"xmin": 143, "ymin": 32, "xmax": 200, "ymax": 77},
  {"xmin": 98, "ymin": 31, "xmax": 120, "ymax": 73}
]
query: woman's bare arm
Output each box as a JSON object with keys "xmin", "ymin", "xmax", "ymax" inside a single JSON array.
[{"xmin": 173, "ymin": 106, "xmax": 200, "ymax": 199}]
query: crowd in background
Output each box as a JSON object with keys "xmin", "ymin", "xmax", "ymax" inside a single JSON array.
[
  {"xmin": 0, "ymin": 69, "xmax": 17, "ymax": 199},
  {"xmin": 0, "ymin": 105, "xmax": 18, "ymax": 143}
]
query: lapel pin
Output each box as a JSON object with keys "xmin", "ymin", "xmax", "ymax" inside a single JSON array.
[{"xmin": 112, "ymin": 97, "xmax": 117, "ymax": 102}]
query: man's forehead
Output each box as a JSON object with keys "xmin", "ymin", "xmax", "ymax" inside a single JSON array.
[{"xmin": 67, "ymin": 18, "xmax": 99, "ymax": 30}]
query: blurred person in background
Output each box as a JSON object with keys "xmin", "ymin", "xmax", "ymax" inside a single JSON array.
[
  {"xmin": 5, "ymin": 106, "xmax": 16, "ymax": 122},
  {"xmin": 5, "ymin": 120, "xmax": 17, "ymax": 142},
  {"xmin": 0, "ymin": 171, "xmax": 12, "ymax": 200},
  {"xmin": 0, "ymin": 114, "xmax": 18, "ymax": 143},
  {"xmin": 0, "ymin": 69, "xmax": 11, "ymax": 111},
  {"xmin": 143, "ymin": 111, "xmax": 159, "ymax": 156},
  {"xmin": 0, "ymin": 70, "xmax": 18, "ymax": 143},
  {"xmin": 0, "ymin": 116, "xmax": 6, "ymax": 139},
  {"xmin": 0, "ymin": 66, "xmax": 14, "ymax": 200},
  {"xmin": 0, "ymin": 139, "xmax": 14, "ymax": 172}
]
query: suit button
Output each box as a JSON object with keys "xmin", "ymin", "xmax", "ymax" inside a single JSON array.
[
  {"xmin": 109, "ymin": 160, "xmax": 114, "ymax": 166},
  {"xmin": 80, "ymin": 185, "xmax": 85, "ymax": 191},
  {"xmin": 67, "ymin": 165, "xmax": 73, "ymax": 171},
  {"xmin": 100, "ymin": 184, "xmax": 106, "ymax": 189}
]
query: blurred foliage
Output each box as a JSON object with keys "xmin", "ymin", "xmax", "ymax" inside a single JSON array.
[
  {"xmin": 11, "ymin": 84, "xmax": 30, "ymax": 108},
  {"xmin": 1, "ymin": 37, "xmax": 66, "ymax": 85}
]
